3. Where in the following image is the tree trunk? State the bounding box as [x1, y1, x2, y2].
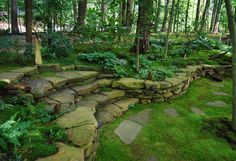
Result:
[121, 0, 127, 26]
[210, 0, 218, 32]
[173, 0, 180, 32]
[133, 0, 153, 53]
[199, 0, 210, 32]
[126, 0, 133, 31]
[213, 0, 223, 33]
[185, 0, 190, 33]
[164, 0, 175, 60]
[73, 0, 78, 23]
[11, 0, 19, 34]
[194, 0, 201, 31]
[25, 0, 32, 43]
[155, 0, 161, 31]
[224, 0, 236, 131]
[77, 0, 87, 26]
[161, 0, 169, 32]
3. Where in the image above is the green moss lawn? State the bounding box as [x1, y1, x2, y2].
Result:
[96, 78, 235, 161]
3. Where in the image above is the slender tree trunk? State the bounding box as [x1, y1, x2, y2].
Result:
[77, 0, 87, 26]
[133, 0, 153, 53]
[185, 0, 190, 33]
[25, 0, 32, 43]
[210, 0, 218, 32]
[199, 0, 210, 32]
[173, 0, 180, 32]
[224, 0, 236, 131]
[164, 0, 175, 60]
[213, 0, 223, 33]
[126, 0, 133, 31]
[121, 0, 127, 26]
[73, 0, 78, 23]
[194, 0, 201, 31]
[155, 0, 161, 31]
[11, 0, 19, 34]
[161, 0, 169, 32]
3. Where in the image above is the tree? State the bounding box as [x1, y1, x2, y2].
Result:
[25, 0, 32, 43]
[199, 0, 210, 32]
[161, 0, 169, 32]
[213, 0, 223, 33]
[194, 0, 201, 31]
[184, 0, 190, 33]
[154, 0, 162, 31]
[11, 0, 19, 34]
[133, 0, 153, 53]
[164, 0, 175, 60]
[224, 0, 236, 131]
[210, 0, 218, 32]
[126, 0, 133, 31]
[77, 0, 87, 26]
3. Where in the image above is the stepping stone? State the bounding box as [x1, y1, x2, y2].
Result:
[56, 107, 98, 129]
[164, 108, 179, 117]
[26, 79, 53, 97]
[206, 101, 227, 107]
[112, 78, 145, 89]
[38, 64, 61, 72]
[36, 142, 84, 161]
[100, 90, 126, 100]
[212, 91, 229, 96]
[10, 67, 38, 76]
[43, 77, 68, 88]
[48, 89, 76, 112]
[211, 83, 224, 88]
[114, 120, 143, 144]
[71, 84, 97, 95]
[190, 107, 206, 116]
[113, 98, 139, 112]
[56, 71, 98, 83]
[67, 124, 96, 148]
[129, 108, 153, 125]
[147, 156, 159, 161]
[0, 72, 24, 83]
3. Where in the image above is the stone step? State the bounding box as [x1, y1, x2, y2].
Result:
[36, 142, 84, 161]
[95, 98, 139, 126]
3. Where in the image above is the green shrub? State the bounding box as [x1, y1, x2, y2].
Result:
[40, 32, 72, 59]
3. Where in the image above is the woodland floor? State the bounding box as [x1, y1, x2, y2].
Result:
[96, 78, 236, 161]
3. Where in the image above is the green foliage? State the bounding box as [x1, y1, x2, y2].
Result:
[5, 93, 34, 106]
[40, 32, 72, 59]
[0, 100, 13, 111]
[0, 115, 31, 151]
[190, 36, 222, 50]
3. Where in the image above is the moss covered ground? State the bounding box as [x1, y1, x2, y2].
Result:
[96, 78, 235, 161]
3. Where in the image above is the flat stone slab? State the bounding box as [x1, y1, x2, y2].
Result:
[10, 67, 38, 76]
[211, 83, 224, 88]
[43, 77, 68, 88]
[77, 98, 98, 113]
[164, 108, 179, 117]
[93, 79, 113, 87]
[0, 72, 24, 83]
[147, 156, 159, 161]
[56, 108, 98, 129]
[206, 101, 227, 107]
[37, 143, 84, 161]
[190, 107, 206, 115]
[96, 110, 115, 125]
[26, 79, 53, 96]
[114, 120, 143, 144]
[101, 103, 123, 117]
[112, 78, 145, 89]
[113, 98, 139, 112]
[67, 124, 96, 147]
[100, 90, 126, 100]
[212, 91, 229, 96]
[71, 84, 97, 95]
[129, 108, 153, 125]
[56, 71, 98, 83]
[85, 94, 110, 104]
